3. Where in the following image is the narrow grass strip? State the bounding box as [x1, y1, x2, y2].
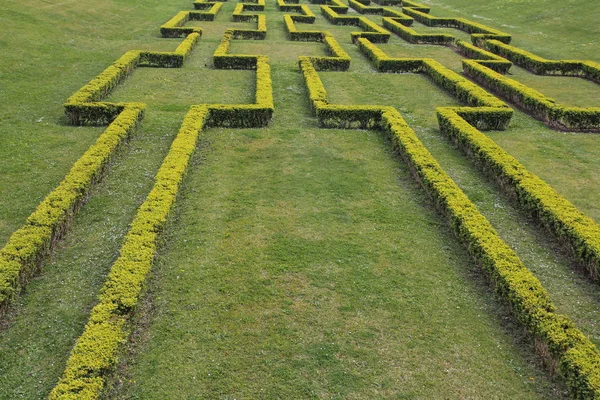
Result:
[0, 105, 145, 317]
[48, 105, 210, 400]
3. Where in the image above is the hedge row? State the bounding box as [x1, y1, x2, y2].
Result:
[400, 0, 429, 13]
[382, 7, 414, 26]
[160, 5, 222, 37]
[194, 0, 227, 8]
[382, 107, 600, 399]
[348, 0, 384, 15]
[50, 45, 276, 397]
[208, 55, 274, 127]
[484, 39, 600, 83]
[279, 4, 316, 23]
[309, 0, 348, 12]
[371, 0, 401, 5]
[321, 6, 390, 43]
[49, 105, 211, 400]
[463, 59, 600, 132]
[213, 29, 266, 69]
[283, 12, 350, 70]
[437, 107, 600, 281]
[229, 13, 267, 39]
[66, 34, 199, 125]
[0, 106, 145, 317]
[356, 38, 512, 129]
[299, 56, 600, 398]
[454, 40, 512, 74]
[284, 15, 324, 41]
[382, 17, 454, 45]
[401, 6, 511, 44]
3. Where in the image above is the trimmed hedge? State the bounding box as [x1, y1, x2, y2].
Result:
[49, 105, 211, 400]
[401, 0, 430, 13]
[284, 15, 324, 41]
[383, 17, 454, 45]
[484, 39, 600, 83]
[66, 34, 199, 125]
[463, 59, 600, 132]
[454, 40, 512, 74]
[321, 6, 390, 43]
[0, 106, 145, 317]
[382, 7, 414, 26]
[299, 56, 600, 398]
[348, 0, 384, 15]
[399, 7, 511, 44]
[160, 6, 223, 37]
[437, 107, 600, 281]
[382, 107, 600, 399]
[356, 38, 512, 129]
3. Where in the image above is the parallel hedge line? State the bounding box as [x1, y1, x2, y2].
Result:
[400, 6, 511, 44]
[321, 5, 390, 43]
[463, 59, 600, 132]
[0, 33, 202, 314]
[299, 57, 600, 398]
[49, 105, 211, 400]
[0, 106, 145, 317]
[484, 39, 600, 83]
[50, 22, 276, 396]
[437, 107, 600, 281]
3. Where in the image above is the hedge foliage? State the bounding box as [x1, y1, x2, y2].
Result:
[383, 17, 454, 45]
[463, 59, 600, 132]
[321, 6, 390, 43]
[356, 38, 512, 130]
[484, 39, 600, 83]
[299, 55, 600, 398]
[0, 106, 145, 317]
[66, 34, 199, 125]
[0, 29, 204, 313]
[382, 7, 414, 26]
[454, 40, 512, 74]
[400, 6, 511, 44]
[348, 0, 384, 15]
[49, 105, 211, 400]
[437, 107, 600, 281]
[160, 5, 223, 37]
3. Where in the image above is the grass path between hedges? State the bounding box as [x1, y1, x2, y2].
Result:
[0, 0, 598, 397]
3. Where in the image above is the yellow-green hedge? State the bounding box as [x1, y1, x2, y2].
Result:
[0, 106, 145, 316]
[437, 107, 600, 281]
[49, 105, 210, 400]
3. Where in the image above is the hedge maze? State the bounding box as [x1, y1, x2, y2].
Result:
[1, 0, 600, 398]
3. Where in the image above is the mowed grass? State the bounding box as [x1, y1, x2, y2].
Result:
[108, 120, 563, 400]
[0, 0, 598, 398]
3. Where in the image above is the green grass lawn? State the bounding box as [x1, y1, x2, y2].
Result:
[0, 0, 598, 397]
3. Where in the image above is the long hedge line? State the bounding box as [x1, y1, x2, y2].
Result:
[484, 39, 600, 83]
[321, 6, 390, 43]
[0, 106, 145, 318]
[0, 31, 203, 315]
[463, 59, 600, 132]
[50, 20, 276, 395]
[437, 107, 600, 282]
[49, 105, 211, 400]
[299, 57, 600, 398]
[400, 6, 511, 44]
